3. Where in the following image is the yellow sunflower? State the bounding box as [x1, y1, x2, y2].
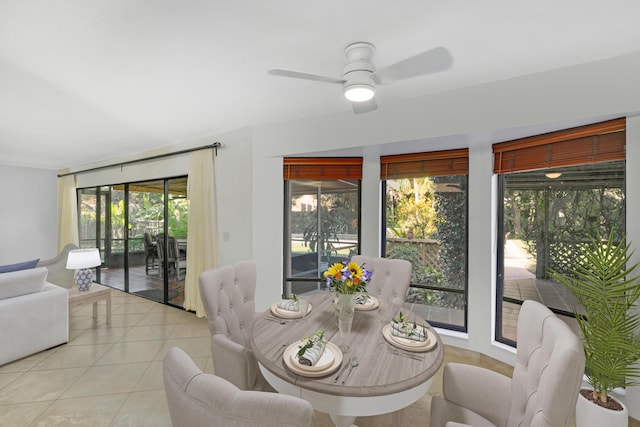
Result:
[324, 262, 344, 281]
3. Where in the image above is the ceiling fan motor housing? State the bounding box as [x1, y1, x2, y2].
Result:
[343, 42, 376, 101]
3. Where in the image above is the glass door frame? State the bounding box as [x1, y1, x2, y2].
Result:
[77, 175, 188, 307]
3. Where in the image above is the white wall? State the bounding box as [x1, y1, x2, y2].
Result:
[624, 115, 640, 418]
[0, 165, 57, 263]
[73, 128, 254, 266]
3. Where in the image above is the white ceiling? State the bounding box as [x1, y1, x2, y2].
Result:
[1, 1, 639, 170]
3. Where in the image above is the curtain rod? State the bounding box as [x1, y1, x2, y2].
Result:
[57, 142, 222, 178]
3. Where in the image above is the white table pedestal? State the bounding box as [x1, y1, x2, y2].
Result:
[259, 363, 431, 427]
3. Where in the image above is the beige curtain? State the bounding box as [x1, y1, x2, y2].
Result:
[184, 149, 218, 317]
[58, 175, 79, 251]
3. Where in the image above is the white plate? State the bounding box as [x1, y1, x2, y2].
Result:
[382, 323, 437, 352]
[355, 295, 379, 311]
[290, 342, 335, 372]
[283, 341, 343, 377]
[390, 325, 429, 347]
[270, 302, 313, 319]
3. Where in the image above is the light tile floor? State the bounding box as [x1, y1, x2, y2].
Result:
[0, 289, 637, 426]
[0, 290, 212, 426]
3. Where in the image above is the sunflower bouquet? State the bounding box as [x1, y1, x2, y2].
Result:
[323, 259, 372, 295]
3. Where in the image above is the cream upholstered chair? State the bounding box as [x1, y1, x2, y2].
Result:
[163, 347, 315, 427]
[350, 255, 412, 306]
[430, 300, 585, 427]
[199, 260, 271, 391]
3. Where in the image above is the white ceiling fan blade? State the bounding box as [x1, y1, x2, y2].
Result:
[352, 98, 378, 114]
[268, 69, 344, 84]
[371, 46, 453, 84]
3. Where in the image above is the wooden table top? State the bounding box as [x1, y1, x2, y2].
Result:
[250, 292, 443, 398]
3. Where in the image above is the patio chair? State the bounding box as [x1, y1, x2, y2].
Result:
[163, 347, 314, 427]
[143, 232, 159, 275]
[350, 255, 412, 307]
[198, 261, 272, 391]
[429, 300, 585, 427]
[157, 235, 186, 280]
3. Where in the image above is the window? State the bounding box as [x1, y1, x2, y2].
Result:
[381, 149, 469, 331]
[283, 158, 362, 297]
[494, 118, 626, 345]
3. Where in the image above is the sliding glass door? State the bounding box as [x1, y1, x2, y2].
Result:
[126, 180, 165, 302]
[77, 176, 188, 307]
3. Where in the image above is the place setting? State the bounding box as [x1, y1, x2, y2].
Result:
[283, 330, 344, 377]
[354, 293, 379, 311]
[382, 311, 437, 353]
[269, 294, 313, 319]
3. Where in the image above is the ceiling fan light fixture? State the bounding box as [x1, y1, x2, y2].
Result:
[344, 84, 375, 102]
[545, 172, 562, 179]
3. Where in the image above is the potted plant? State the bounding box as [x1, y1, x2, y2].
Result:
[549, 231, 640, 427]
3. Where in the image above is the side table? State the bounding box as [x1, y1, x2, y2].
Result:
[68, 283, 112, 329]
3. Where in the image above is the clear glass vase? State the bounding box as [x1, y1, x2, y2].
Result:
[334, 292, 356, 353]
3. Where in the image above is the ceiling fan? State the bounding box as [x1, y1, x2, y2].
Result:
[268, 42, 453, 114]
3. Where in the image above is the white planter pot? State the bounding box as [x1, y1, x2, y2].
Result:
[576, 390, 628, 427]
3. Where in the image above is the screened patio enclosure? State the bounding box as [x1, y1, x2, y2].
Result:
[284, 178, 361, 297]
[77, 176, 189, 307]
[498, 160, 625, 342]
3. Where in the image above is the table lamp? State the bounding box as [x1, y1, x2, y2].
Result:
[66, 248, 101, 291]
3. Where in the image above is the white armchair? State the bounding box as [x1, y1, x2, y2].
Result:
[163, 347, 315, 427]
[198, 260, 271, 391]
[350, 255, 412, 306]
[430, 300, 585, 427]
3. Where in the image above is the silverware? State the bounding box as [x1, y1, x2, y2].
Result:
[390, 348, 423, 361]
[341, 356, 359, 384]
[386, 344, 424, 360]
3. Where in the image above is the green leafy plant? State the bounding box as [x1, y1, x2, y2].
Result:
[549, 230, 640, 407]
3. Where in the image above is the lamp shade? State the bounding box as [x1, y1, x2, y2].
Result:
[66, 248, 101, 269]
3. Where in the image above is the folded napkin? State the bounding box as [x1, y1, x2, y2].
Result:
[297, 331, 326, 366]
[277, 298, 300, 312]
[390, 312, 428, 342]
[355, 293, 370, 305]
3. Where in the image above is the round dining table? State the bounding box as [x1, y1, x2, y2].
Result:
[250, 292, 444, 427]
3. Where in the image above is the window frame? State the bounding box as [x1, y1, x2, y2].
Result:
[283, 157, 363, 297]
[493, 118, 626, 346]
[381, 149, 469, 332]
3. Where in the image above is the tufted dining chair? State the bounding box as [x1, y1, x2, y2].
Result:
[350, 255, 412, 307]
[199, 260, 271, 391]
[430, 300, 585, 427]
[163, 346, 315, 427]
